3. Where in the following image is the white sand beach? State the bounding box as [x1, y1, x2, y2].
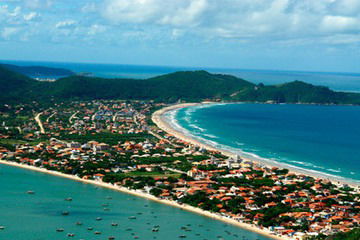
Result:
[152, 103, 360, 189]
[0, 159, 287, 240]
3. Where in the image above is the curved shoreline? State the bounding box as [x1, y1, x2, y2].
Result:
[152, 103, 360, 189]
[0, 160, 285, 240]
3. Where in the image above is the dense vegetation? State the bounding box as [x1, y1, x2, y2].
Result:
[1, 63, 74, 77]
[1, 65, 360, 104]
[307, 228, 360, 240]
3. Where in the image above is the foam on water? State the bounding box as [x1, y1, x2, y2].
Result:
[171, 103, 360, 184]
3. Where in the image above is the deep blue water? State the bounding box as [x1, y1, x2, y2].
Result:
[172, 103, 360, 182]
[0, 164, 269, 240]
[1, 59, 360, 92]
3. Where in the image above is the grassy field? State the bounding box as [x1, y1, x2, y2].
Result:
[0, 138, 48, 146]
[0, 139, 28, 145]
[125, 171, 181, 178]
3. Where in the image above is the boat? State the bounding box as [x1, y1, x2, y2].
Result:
[67, 233, 75, 237]
[108, 237, 116, 240]
[87, 227, 94, 231]
[75, 222, 82, 225]
[65, 197, 72, 201]
[96, 217, 102, 221]
[56, 228, 64, 232]
[152, 228, 159, 232]
[27, 190, 35, 194]
[61, 211, 69, 216]
[94, 231, 102, 235]
[0, 226, 5, 230]
[179, 235, 186, 238]
[111, 223, 118, 226]
[128, 216, 136, 219]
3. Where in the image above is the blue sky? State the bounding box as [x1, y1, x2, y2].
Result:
[0, 0, 360, 72]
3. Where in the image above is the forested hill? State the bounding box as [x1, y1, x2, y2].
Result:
[0, 66, 360, 105]
[0, 63, 74, 77]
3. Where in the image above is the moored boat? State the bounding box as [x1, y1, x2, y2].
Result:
[61, 211, 69, 216]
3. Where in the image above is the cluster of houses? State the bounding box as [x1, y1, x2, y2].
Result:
[0, 100, 359, 240]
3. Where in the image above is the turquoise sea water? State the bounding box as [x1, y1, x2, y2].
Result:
[0, 164, 269, 240]
[172, 103, 360, 182]
[1, 60, 360, 92]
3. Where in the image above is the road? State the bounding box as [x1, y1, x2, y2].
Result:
[46, 112, 57, 123]
[35, 113, 45, 134]
[69, 111, 79, 124]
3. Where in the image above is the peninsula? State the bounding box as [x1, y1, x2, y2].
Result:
[0, 99, 359, 240]
[1, 65, 360, 105]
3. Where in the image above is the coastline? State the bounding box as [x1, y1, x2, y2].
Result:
[152, 102, 360, 189]
[0, 160, 286, 240]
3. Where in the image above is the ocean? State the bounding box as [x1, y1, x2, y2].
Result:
[0, 164, 269, 240]
[1, 59, 360, 92]
[171, 103, 360, 183]
[1, 60, 360, 237]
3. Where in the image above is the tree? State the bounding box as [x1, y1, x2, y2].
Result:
[150, 188, 163, 197]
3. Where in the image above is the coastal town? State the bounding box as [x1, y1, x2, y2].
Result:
[0, 100, 359, 240]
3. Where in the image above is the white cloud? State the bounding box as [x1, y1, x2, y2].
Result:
[87, 24, 107, 35]
[81, 3, 98, 13]
[1, 0, 360, 46]
[55, 20, 77, 29]
[100, 0, 360, 43]
[9, 6, 21, 17]
[321, 15, 359, 32]
[1, 27, 20, 39]
[23, 0, 53, 9]
[102, 0, 208, 26]
[24, 12, 40, 21]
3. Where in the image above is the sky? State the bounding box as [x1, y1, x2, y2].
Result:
[0, 0, 360, 73]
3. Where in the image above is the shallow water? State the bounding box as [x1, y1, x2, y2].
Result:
[0, 164, 269, 240]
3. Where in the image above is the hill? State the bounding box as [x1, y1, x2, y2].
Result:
[0, 63, 74, 77]
[0, 66, 360, 105]
[0, 65, 35, 102]
[231, 80, 360, 105]
[35, 70, 255, 102]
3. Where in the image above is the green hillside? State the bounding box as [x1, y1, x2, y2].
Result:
[232, 80, 360, 104]
[35, 70, 254, 102]
[1, 66, 360, 105]
[0, 63, 74, 77]
[0, 65, 35, 102]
